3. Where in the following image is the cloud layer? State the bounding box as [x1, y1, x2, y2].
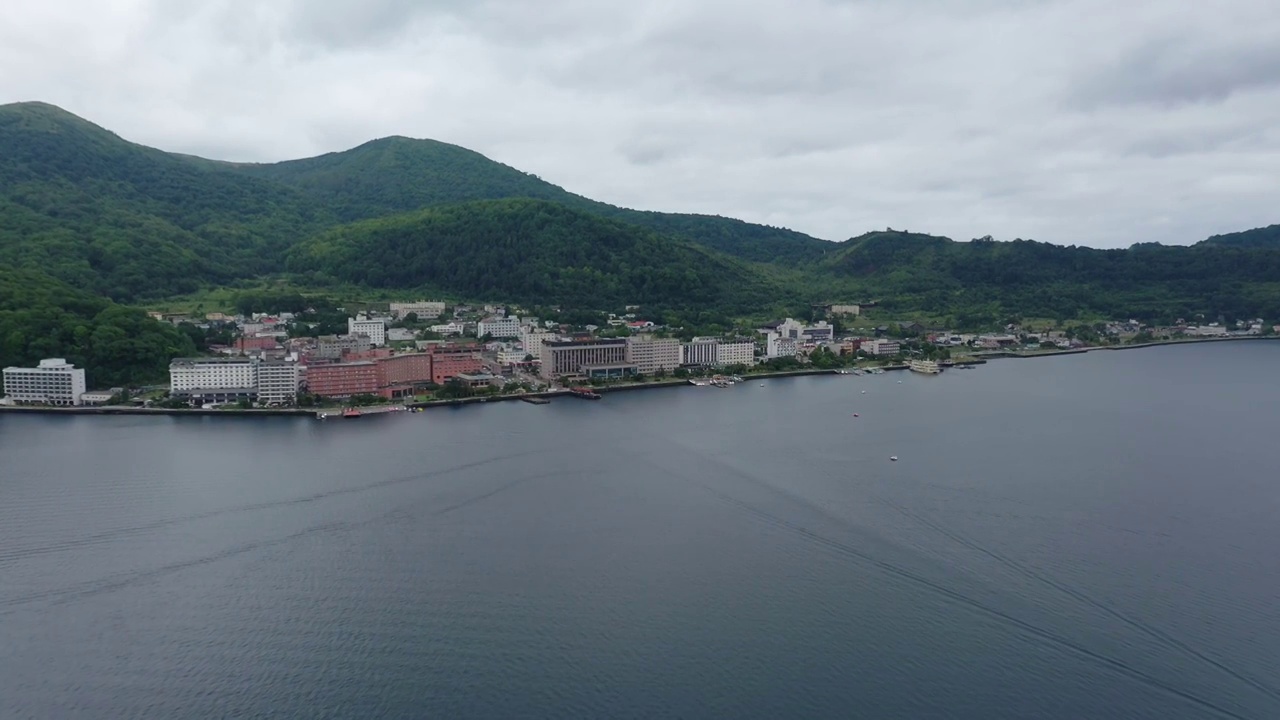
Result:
[3, 0, 1278, 247]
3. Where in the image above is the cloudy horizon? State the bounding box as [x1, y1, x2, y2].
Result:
[3, 0, 1278, 247]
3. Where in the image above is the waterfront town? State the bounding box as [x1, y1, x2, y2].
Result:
[2, 299, 1277, 409]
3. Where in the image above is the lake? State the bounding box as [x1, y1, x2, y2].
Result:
[2, 341, 1278, 719]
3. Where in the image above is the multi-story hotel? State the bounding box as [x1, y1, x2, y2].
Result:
[2, 358, 87, 406]
[314, 334, 373, 360]
[304, 361, 381, 399]
[539, 338, 632, 380]
[256, 361, 304, 405]
[348, 315, 387, 346]
[716, 340, 757, 367]
[169, 357, 260, 403]
[520, 329, 556, 358]
[861, 339, 901, 356]
[626, 337, 681, 375]
[681, 338, 719, 366]
[477, 316, 521, 339]
[429, 346, 483, 385]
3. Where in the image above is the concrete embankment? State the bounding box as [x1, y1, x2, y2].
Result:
[0, 405, 313, 417]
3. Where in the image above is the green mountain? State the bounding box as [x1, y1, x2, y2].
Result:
[1198, 224, 1280, 248]
[235, 135, 832, 264]
[287, 198, 785, 312]
[0, 267, 195, 385]
[0, 101, 332, 300]
[818, 231, 1280, 324]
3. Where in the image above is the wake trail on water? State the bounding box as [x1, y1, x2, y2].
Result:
[594, 411, 1258, 720]
[0, 448, 552, 566]
[873, 495, 1280, 704]
[0, 469, 565, 614]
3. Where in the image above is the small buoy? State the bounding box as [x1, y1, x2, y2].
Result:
[890, 456, 898, 462]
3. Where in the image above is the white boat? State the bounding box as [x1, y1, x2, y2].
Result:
[890, 456, 898, 462]
[909, 359, 941, 374]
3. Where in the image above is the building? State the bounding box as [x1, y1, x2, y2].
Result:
[348, 314, 387, 346]
[305, 361, 381, 399]
[429, 346, 483, 385]
[79, 389, 119, 406]
[386, 328, 419, 342]
[315, 334, 372, 360]
[520, 329, 556, 358]
[257, 361, 304, 405]
[2, 358, 87, 406]
[430, 322, 466, 336]
[377, 353, 434, 387]
[829, 304, 861, 317]
[389, 301, 445, 320]
[477, 316, 521, 339]
[497, 348, 531, 365]
[766, 334, 798, 358]
[539, 338, 631, 380]
[682, 338, 719, 366]
[776, 318, 805, 340]
[802, 321, 834, 342]
[716, 340, 756, 367]
[861, 339, 901, 356]
[626, 336, 681, 375]
[454, 373, 497, 389]
[169, 357, 259, 404]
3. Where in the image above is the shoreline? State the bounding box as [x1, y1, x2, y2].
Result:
[3, 336, 1273, 420]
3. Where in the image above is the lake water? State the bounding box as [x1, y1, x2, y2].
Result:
[2, 342, 1279, 719]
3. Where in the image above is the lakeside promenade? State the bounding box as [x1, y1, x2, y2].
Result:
[3, 336, 1273, 420]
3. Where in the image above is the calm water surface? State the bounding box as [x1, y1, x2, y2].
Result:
[2, 342, 1279, 719]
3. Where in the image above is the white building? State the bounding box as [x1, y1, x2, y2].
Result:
[477, 316, 521, 339]
[497, 348, 532, 365]
[626, 336, 681, 375]
[682, 338, 719, 366]
[389, 301, 445, 320]
[862, 339, 901, 356]
[776, 318, 805, 340]
[716, 340, 757, 367]
[430, 322, 466, 336]
[521, 329, 556, 359]
[386, 328, 419, 342]
[257, 361, 303, 405]
[766, 334, 798, 358]
[829, 304, 861, 317]
[348, 315, 387, 346]
[169, 357, 259, 403]
[2, 358, 87, 406]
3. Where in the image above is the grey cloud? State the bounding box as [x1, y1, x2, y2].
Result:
[1070, 34, 1280, 110]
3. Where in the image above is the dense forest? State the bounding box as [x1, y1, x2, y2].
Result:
[0, 268, 195, 386]
[287, 199, 786, 312]
[2, 101, 1279, 384]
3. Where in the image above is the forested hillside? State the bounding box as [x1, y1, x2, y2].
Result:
[0, 102, 332, 300]
[0, 267, 195, 385]
[1198, 224, 1280, 248]
[234, 135, 832, 263]
[820, 231, 1280, 323]
[287, 199, 786, 312]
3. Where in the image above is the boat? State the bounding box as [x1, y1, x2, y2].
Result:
[909, 359, 941, 374]
[342, 407, 362, 419]
[890, 456, 898, 462]
[569, 387, 602, 400]
[758, 382, 765, 387]
[869, 368, 885, 375]
[520, 396, 551, 405]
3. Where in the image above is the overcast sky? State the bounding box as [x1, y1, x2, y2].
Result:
[3, 0, 1278, 247]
